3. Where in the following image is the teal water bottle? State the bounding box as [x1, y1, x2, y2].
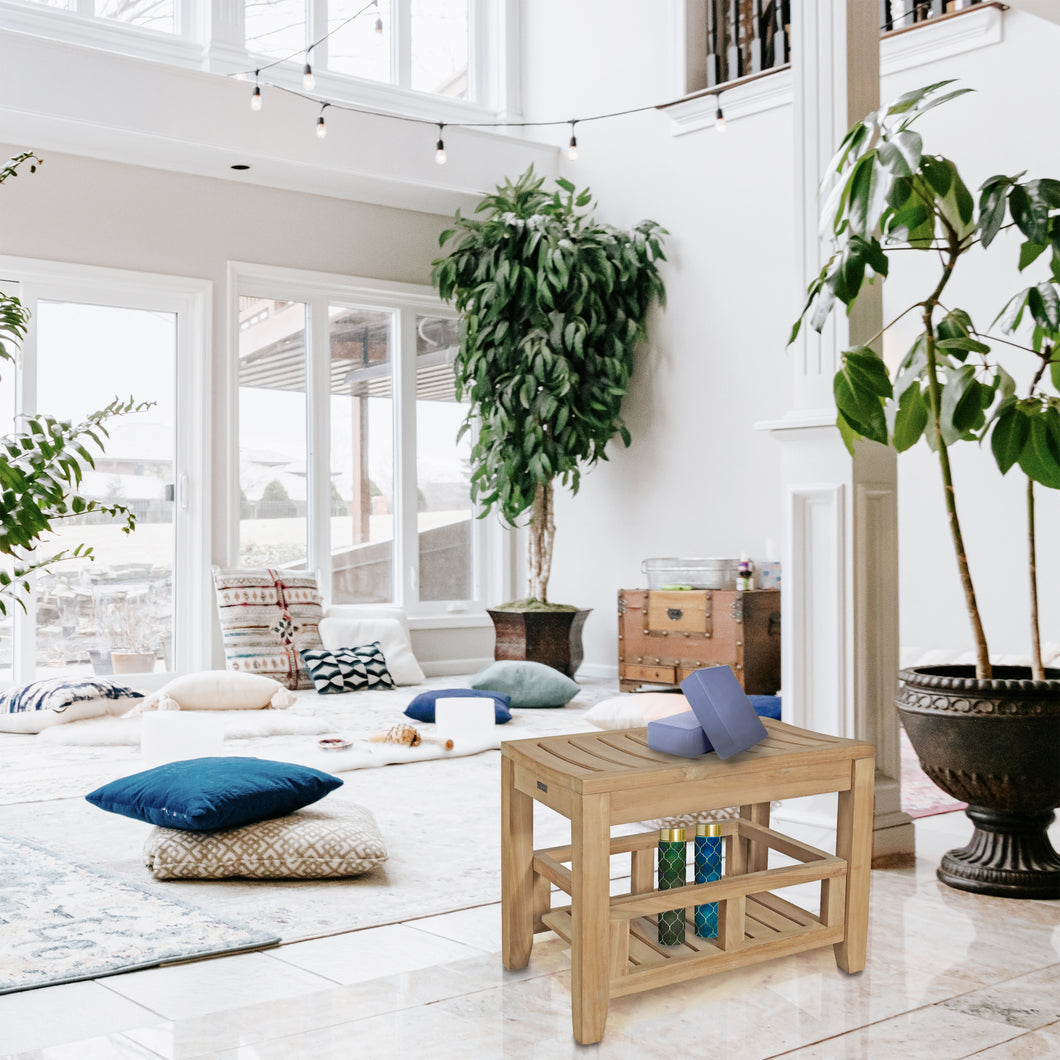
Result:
[657, 827, 687, 946]
[694, 822, 723, 938]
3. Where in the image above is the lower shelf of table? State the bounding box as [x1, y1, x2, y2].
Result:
[541, 891, 843, 998]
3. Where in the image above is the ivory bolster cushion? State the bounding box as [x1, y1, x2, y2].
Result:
[125, 671, 296, 715]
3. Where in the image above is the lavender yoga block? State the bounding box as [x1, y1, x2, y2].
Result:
[647, 711, 713, 758]
[681, 665, 769, 759]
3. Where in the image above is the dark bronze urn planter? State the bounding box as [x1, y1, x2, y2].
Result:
[487, 608, 591, 679]
[896, 665, 1060, 900]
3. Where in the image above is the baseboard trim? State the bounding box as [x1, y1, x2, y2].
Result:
[421, 657, 493, 677]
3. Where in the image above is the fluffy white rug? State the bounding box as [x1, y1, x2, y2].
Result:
[38, 711, 331, 746]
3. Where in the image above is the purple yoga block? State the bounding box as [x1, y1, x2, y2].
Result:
[647, 711, 713, 758]
[680, 665, 769, 759]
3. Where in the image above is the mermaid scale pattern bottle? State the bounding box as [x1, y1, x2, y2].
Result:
[695, 822, 723, 938]
[657, 827, 687, 946]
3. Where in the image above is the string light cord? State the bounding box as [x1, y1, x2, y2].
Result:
[235, 0, 380, 79]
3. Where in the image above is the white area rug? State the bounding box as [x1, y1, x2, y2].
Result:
[0, 834, 279, 994]
[0, 677, 619, 946]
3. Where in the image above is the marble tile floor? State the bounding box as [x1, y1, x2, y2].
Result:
[2, 813, 1057, 1060]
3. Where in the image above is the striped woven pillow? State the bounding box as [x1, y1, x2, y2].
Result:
[212, 567, 324, 691]
[0, 678, 144, 734]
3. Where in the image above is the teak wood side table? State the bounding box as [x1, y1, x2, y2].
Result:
[501, 720, 875, 1044]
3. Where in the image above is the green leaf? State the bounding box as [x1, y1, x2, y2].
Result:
[936, 336, 990, 355]
[893, 383, 928, 452]
[990, 403, 1028, 475]
[1018, 406, 1060, 488]
[1019, 241, 1047, 271]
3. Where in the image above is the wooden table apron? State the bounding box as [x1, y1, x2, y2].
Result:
[500, 720, 875, 1045]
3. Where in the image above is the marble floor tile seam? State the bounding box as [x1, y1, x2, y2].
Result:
[761, 962, 1060, 1059]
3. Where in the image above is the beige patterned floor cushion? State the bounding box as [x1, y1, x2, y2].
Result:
[142, 806, 388, 880]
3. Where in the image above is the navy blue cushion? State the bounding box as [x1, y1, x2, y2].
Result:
[404, 688, 512, 725]
[85, 757, 343, 831]
[748, 695, 782, 721]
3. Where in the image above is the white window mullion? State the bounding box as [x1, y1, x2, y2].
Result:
[309, 0, 328, 67]
[395, 0, 412, 89]
[12, 282, 39, 684]
[307, 299, 332, 604]
[392, 306, 418, 607]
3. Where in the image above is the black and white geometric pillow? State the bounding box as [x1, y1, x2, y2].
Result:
[300, 649, 370, 695]
[341, 642, 395, 690]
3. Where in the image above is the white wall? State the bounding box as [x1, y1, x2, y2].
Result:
[517, 3, 1060, 673]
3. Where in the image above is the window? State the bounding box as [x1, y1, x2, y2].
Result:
[231, 264, 498, 615]
[11, 0, 188, 36]
[245, 0, 474, 100]
[0, 260, 211, 685]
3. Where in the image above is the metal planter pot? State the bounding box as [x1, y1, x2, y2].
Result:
[487, 608, 591, 679]
[896, 664, 1060, 900]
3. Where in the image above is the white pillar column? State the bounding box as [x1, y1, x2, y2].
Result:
[765, 0, 915, 863]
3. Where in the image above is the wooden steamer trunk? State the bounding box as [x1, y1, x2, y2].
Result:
[617, 588, 780, 693]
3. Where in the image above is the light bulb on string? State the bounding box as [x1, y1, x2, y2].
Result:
[435, 124, 447, 165]
[250, 75, 262, 111]
[567, 121, 578, 161]
[316, 104, 328, 139]
[715, 96, 726, 132]
[375, 16, 383, 33]
[303, 62, 315, 91]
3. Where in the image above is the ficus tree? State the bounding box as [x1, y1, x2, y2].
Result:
[792, 81, 1060, 680]
[432, 167, 667, 605]
[0, 151, 150, 615]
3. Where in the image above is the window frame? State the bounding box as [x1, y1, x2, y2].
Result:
[227, 261, 504, 621]
[0, 256, 212, 686]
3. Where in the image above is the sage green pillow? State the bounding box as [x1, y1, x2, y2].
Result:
[468, 661, 580, 707]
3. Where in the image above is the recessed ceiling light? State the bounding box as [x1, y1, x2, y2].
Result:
[230, 164, 251, 171]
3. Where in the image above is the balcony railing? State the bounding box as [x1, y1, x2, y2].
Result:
[703, 0, 986, 90]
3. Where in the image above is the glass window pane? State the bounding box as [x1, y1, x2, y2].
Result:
[238, 298, 309, 573]
[410, 0, 468, 97]
[415, 316, 472, 602]
[327, 0, 392, 84]
[97, 0, 175, 33]
[34, 301, 177, 678]
[19, 0, 76, 9]
[245, 0, 307, 60]
[328, 305, 394, 604]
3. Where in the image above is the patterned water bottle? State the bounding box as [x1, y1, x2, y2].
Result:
[657, 827, 687, 946]
[695, 822, 723, 938]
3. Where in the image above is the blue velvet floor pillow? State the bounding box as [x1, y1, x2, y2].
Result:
[85, 757, 343, 831]
[404, 688, 512, 724]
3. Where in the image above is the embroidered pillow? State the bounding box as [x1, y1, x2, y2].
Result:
[300, 642, 394, 694]
[0, 678, 144, 735]
[212, 567, 324, 690]
[86, 756, 343, 831]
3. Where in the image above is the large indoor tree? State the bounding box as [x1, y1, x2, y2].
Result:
[431, 167, 667, 605]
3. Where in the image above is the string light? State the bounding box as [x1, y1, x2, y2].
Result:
[567, 121, 578, 161]
[373, 0, 382, 33]
[316, 103, 329, 139]
[715, 95, 726, 133]
[435, 123, 447, 165]
[250, 73, 262, 111]
[303, 61, 315, 91]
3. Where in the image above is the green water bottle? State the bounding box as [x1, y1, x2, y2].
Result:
[657, 827, 687, 946]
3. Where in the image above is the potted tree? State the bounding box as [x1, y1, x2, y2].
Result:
[432, 167, 666, 676]
[793, 82, 1059, 898]
[0, 152, 146, 621]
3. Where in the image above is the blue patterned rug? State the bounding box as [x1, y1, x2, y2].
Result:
[0, 834, 280, 994]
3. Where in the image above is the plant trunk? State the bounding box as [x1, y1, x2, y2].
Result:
[1028, 478, 1044, 680]
[923, 306, 991, 679]
[527, 481, 555, 604]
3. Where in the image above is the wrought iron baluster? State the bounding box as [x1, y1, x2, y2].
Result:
[706, 0, 721, 87]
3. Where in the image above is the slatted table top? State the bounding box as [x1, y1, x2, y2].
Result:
[501, 719, 875, 796]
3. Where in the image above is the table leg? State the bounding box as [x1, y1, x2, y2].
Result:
[834, 755, 874, 973]
[740, 802, 771, 873]
[501, 755, 534, 970]
[571, 793, 611, 1045]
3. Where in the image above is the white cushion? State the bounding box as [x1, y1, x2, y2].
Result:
[125, 671, 296, 715]
[318, 615, 425, 686]
[584, 692, 692, 730]
[142, 806, 388, 880]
